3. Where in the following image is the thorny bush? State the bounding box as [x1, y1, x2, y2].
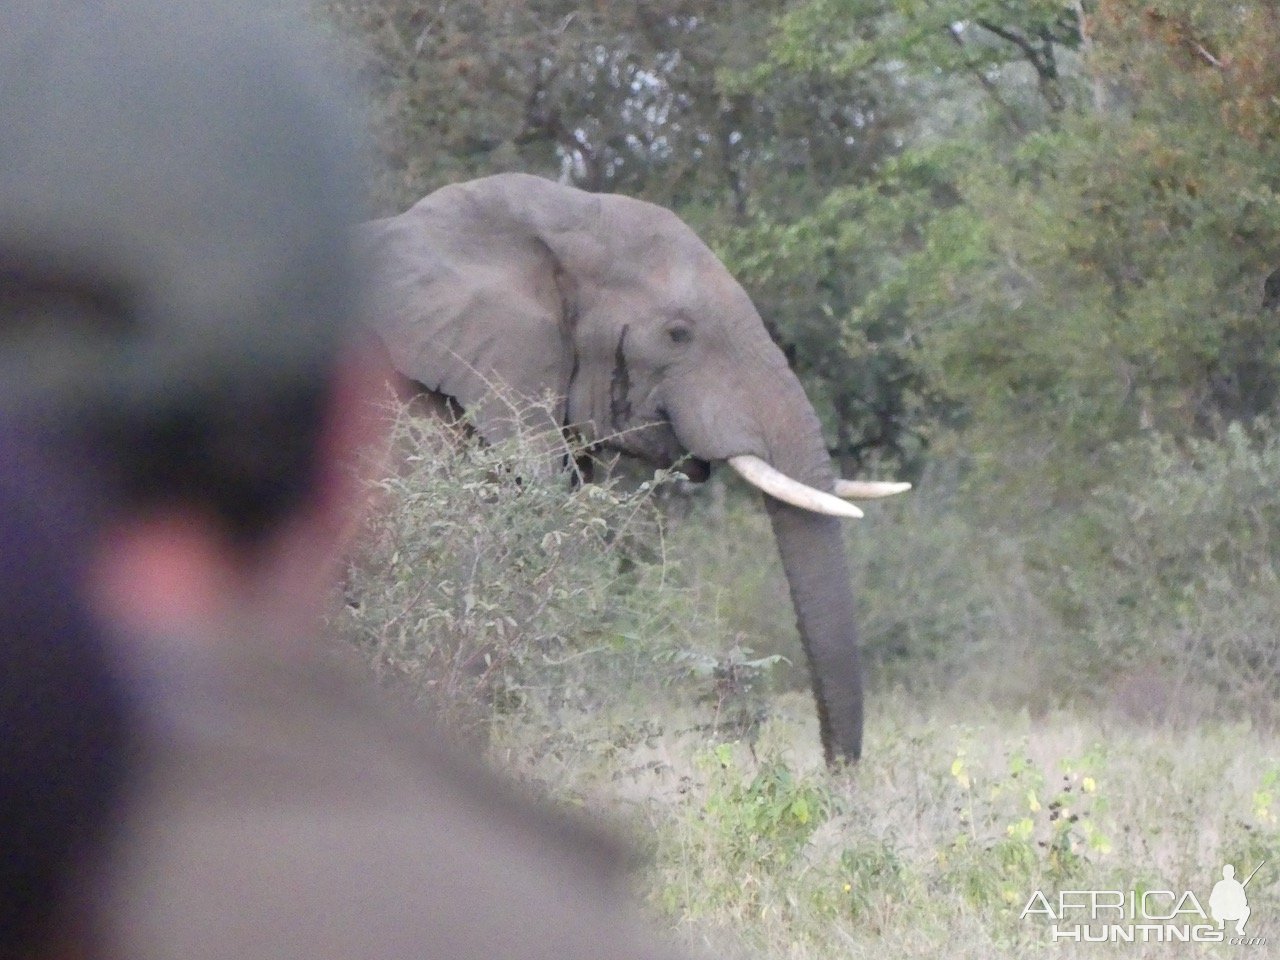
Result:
[335, 398, 679, 736]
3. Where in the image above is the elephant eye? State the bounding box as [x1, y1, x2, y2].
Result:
[667, 325, 692, 345]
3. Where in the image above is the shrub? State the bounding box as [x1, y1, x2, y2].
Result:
[1052, 424, 1280, 717]
[335, 399, 680, 735]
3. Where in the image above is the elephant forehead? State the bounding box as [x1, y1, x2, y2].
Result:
[602, 246, 732, 306]
[649, 254, 703, 300]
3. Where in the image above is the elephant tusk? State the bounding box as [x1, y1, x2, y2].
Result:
[833, 479, 912, 500]
[727, 456, 864, 519]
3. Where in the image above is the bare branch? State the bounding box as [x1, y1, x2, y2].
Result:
[945, 24, 1028, 135]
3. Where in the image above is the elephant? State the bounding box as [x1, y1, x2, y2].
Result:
[357, 173, 909, 764]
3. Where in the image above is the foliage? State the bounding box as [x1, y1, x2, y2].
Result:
[751, 0, 1280, 493]
[914, 113, 1280, 503]
[1044, 425, 1280, 716]
[698, 745, 835, 874]
[336, 399, 686, 733]
[314, 0, 891, 216]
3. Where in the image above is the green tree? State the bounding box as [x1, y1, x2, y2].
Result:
[746, 0, 1280, 494]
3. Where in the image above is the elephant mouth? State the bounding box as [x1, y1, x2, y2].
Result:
[677, 456, 711, 483]
[617, 420, 708, 482]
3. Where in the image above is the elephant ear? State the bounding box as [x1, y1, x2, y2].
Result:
[358, 174, 597, 448]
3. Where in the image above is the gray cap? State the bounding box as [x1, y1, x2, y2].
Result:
[0, 0, 366, 418]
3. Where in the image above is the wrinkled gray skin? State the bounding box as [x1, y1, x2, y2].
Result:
[360, 173, 863, 763]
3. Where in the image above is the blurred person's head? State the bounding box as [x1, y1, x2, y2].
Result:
[0, 0, 379, 648]
[0, 433, 135, 959]
[0, 1, 379, 947]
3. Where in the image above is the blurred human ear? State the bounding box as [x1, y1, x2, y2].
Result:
[87, 511, 243, 649]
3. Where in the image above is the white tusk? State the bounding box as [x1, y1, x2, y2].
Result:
[833, 479, 912, 500]
[727, 455, 864, 519]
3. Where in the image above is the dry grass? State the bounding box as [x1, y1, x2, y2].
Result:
[498, 691, 1280, 959]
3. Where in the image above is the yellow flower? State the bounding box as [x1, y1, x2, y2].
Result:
[1082, 776, 1097, 794]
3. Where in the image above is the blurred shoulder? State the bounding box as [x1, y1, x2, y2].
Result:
[88, 639, 691, 960]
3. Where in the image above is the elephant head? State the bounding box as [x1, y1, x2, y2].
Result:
[358, 173, 908, 764]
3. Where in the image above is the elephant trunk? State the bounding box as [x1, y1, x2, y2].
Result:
[764, 500, 863, 764]
[751, 368, 863, 764]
